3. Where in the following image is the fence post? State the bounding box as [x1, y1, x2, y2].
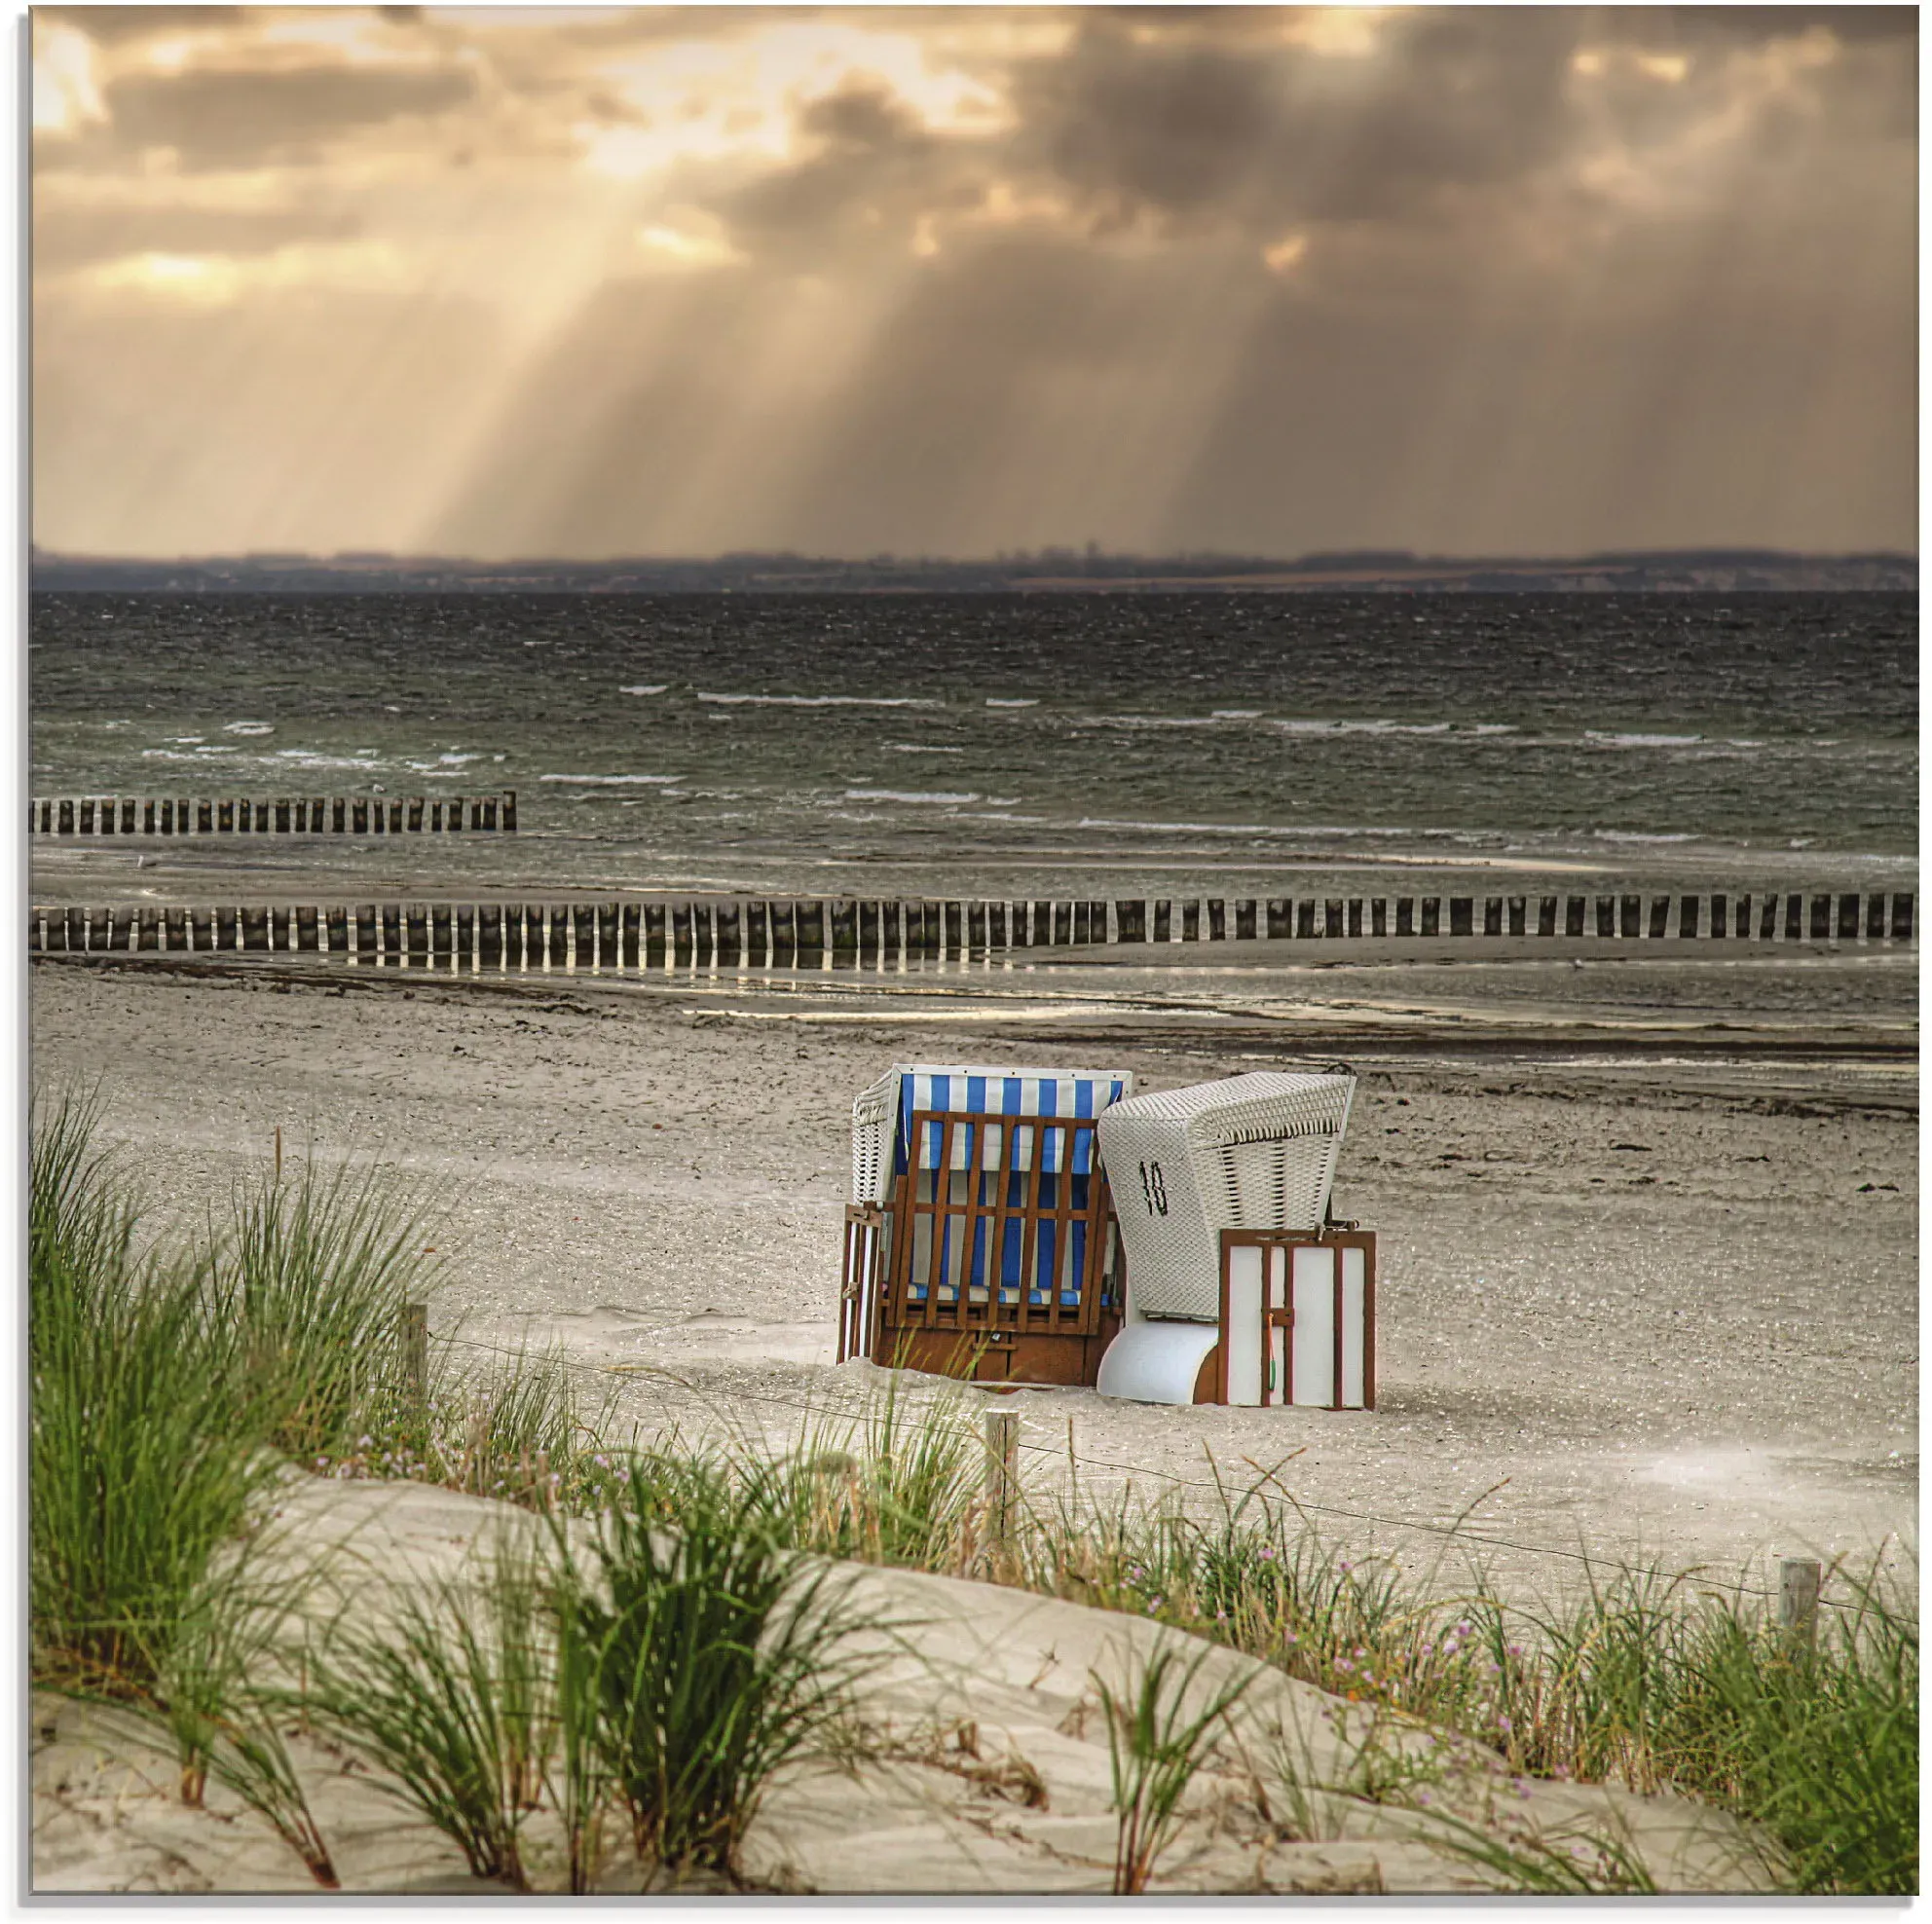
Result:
[1779, 1558, 1821, 1653]
[985, 1410, 1019, 1562]
[400, 1303, 429, 1412]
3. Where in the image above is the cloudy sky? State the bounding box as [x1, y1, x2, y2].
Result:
[31, 4, 1917, 561]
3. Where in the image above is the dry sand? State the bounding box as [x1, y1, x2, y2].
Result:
[28, 944, 1916, 1605]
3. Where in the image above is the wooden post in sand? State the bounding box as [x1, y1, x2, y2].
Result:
[985, 1410, 1019, 1557]
[400, 1304, 429, 1412]
[1779, 1558, 1821, 1653]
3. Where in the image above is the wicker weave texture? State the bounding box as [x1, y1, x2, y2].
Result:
[1097, 1073, 1355, 1320]
[850, 1068, 901, 1204]
[848, 1062, 1135, 1204]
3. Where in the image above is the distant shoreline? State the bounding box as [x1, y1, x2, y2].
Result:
[27, 551, 1917, 596]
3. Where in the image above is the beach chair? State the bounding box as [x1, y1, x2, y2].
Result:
[1095, 1072, 1376, 1408]
[838, 1063, 1135, 1385]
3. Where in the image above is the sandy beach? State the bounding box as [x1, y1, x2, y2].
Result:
[29, 935, 1916, 1609]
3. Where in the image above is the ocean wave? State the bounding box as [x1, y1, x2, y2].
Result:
[1590, 830, 1699, 844]
[538, 773, 684, 785]
[843, 788, 981, 804]
[1088, 715, 1225, 729]
[619, 684, 669, 695]
[1583, 731, 1704, 747]
[985, 698, 1039, 708]
[223, 721, 275, 737]
[1073, 815, 1464, 840]
[1211, 709, 1264, 720]
[886, 743, 966, 755]
[268, 751, 399, 772]
[697, 691, 941, 708]
[1273, 719, 1454, 736]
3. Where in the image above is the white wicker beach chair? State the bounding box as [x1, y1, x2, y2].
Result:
[1095, 1071, 1368, 1406]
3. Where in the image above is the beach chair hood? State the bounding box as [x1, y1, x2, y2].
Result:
[1097, 1071, 1356, 1321]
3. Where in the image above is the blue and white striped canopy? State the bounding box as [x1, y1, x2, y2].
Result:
[894, 1066, 1134, 1177]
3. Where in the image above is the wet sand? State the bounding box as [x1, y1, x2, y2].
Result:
[28, 941, 1916, 1607]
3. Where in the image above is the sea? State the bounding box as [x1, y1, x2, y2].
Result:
[28, 590, 1917, 901]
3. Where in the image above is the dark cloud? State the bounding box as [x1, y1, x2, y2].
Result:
[38, 6, 250, 46]
[95, 58, 478, 168]
[1003, 10, 1590, 236]
[714, 80, 976, 263]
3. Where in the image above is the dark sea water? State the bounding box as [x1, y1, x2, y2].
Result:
[28, 591, 1917, 897]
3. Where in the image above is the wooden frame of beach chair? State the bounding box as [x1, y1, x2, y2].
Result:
[840, 1108, 1125, 1386]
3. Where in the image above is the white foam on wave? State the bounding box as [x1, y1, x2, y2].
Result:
[843, 788, 981, 804]
[539, 773, 684, 785]
[1089, 715, 1223, 729]
[619, 684, 669, 695]
[1274, 718, 1454, 736]
[270, 750, 399, 772]
[223, 721, 275, 737]
[1210, 709, 1264, 720]
[1583, 731, 1704, 747]
[1591, 830, 1698, 844]
[1074, 815, 1456, 840]
[886, 743, 965, 755]
[697, 691, 941, 708]
[985, 698, 1038, 708]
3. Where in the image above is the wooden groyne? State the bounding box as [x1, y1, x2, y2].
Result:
[29, 887, 1915, 966]
[29, 792, 516, 835]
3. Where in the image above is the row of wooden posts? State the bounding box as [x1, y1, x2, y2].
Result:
[28, 887, 1916, 963]
[385, 1300, 1819, 1630]
[30, 792, 517, 835]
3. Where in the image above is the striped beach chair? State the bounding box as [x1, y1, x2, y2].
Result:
[838, 1064, 1134, 1384]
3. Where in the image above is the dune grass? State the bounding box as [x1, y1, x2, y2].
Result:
[305, 1555, 555, 1890]
[1096, 1637, 1253, 1894]
[29, 1091, 276, 1697]
[565, 1452, 880, 1881]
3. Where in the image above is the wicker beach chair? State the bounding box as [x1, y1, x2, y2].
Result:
[1094, 1072, 1375, 1408]
[838, 1064, 1135, 1385]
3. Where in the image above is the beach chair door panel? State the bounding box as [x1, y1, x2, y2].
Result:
[1218, 1230, 1377, 1410]
[837, 1204, 886, 1363]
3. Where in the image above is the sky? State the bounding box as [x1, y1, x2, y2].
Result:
[29, 4, 1918, 562]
